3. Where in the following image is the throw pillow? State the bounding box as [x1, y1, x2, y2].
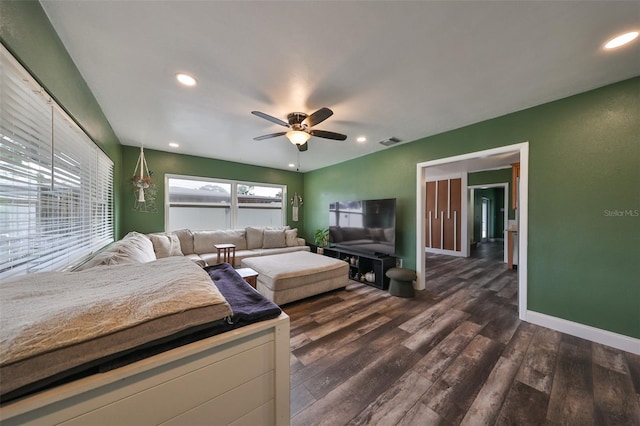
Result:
[149, 233, 184, 258]
[75, 246, 129, 270]
[285, 228, 298, 247]
[246, 227, 264, 249]
[262, 229, 286, 249]
[173, 228, 194, 255]
[117, 232, 157, 263]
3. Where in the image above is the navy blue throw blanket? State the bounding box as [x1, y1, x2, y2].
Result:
[205, 262, 281, 325]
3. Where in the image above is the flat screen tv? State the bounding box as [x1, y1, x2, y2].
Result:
[329, 198, 396, 256]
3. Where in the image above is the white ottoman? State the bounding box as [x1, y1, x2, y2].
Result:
[241, 251, 349, 305]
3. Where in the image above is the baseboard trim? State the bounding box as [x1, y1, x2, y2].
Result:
[525, 311, 640, 355]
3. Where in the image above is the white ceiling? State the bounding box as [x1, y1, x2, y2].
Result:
[40, 1, 639, 172]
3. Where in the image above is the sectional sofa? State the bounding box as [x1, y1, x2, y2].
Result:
[76, 227, 349, 306]
[77, 226, 309, 270]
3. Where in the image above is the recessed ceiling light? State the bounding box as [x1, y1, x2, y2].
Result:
[288, 163, 295, 168]
[169, 142, 180, 148]
[604, 31, 639, 49]
[176, 73, 197, 87]
[356, 136, 367, 143]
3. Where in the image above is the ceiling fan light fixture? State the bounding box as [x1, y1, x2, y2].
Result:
[286, 130, 311, 145]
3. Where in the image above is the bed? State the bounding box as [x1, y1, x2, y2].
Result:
[0, 257, 290, 425]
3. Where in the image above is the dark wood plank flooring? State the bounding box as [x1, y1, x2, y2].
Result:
[285, 242, 640, 425]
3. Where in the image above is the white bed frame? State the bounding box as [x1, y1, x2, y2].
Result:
[0, 313, 290, 426]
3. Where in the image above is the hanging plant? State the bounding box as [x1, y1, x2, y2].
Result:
[131, 175, 153, 189]
[132, 147, 157, 213]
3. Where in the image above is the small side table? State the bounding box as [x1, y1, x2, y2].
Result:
[386, 267, 416, 298]
[215, 243, 236, 266]
[236, 267, 258, 288]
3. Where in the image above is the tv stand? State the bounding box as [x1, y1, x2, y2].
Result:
[322, 247, 396, 290]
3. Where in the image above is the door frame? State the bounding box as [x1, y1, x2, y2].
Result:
[468, 183, 509, 263]
[416, 142, 529, 320]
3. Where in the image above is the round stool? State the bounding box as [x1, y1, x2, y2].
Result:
[386, 267, 416, 298]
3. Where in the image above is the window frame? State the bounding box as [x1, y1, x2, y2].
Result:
[165, 174, 286, 231]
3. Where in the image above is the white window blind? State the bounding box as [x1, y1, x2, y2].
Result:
[0, 45, 114, 279]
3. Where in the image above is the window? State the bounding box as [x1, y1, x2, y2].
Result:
[166, 175, 285, 231]
[0, 45, 114, 279]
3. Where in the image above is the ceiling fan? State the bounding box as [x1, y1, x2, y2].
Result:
[251, 107, 347, 152]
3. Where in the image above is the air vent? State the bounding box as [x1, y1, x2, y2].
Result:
[379, 137, 401, 147]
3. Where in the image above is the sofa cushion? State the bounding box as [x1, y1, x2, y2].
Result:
[246, 227, 264, 250]
[199, 249, 254, 267]
[252, 246, 310, 256]
[285, 228, 299, 247]
[193, 229, 247, 253]
[76, 249, 132, 270]
[76, 231, 155, 271]
[148, 233, 184, 258]
[263, 229, 286, 249]
[115, 232, 157, 263]
[173, 228, 195, 255]
[183, 253, 206, 268]
[241, 251, 348, 292]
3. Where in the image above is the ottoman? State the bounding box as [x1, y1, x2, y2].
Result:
[386, 267, 416, 298]
[241, 251, 349, 305]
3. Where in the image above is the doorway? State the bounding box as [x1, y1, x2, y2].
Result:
[416, 142, 529, 320]
[481, 197, 489, 240]
[469, 183, 509, 263]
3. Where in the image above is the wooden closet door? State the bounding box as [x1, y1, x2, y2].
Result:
[438, 180, 450, 250]
[426, 181, 437, 248]
[426, 177, 462, 252]
[449, 178, 462, 251]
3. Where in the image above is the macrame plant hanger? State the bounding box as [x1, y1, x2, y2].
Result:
[288, 151, 303, 221]
[132, 147, 157, 212]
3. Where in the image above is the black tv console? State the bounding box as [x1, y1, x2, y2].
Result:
[321, 247, 396, 290]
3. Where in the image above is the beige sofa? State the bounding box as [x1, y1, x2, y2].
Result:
[77, 227, 309, 270]
[173, 227, 309, 267]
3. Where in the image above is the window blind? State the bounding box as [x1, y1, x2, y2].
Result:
[0, 44, 114, 279]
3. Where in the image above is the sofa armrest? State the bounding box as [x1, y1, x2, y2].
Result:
[296, 237, 306, 246]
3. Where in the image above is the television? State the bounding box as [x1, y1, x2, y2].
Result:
[329, 198, 396, 256]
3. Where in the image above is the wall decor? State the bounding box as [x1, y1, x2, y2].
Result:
[131, 147, 157, 213]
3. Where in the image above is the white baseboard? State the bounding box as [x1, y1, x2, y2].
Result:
[525, 311, 640, 355]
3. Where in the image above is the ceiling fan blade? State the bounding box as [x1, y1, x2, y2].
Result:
[309, 129, 347, 141]
[304, 107, 333, 127]
[297, 142, 309, 152]
[253, 131, 287, 141]
[251, 111, 289, 127]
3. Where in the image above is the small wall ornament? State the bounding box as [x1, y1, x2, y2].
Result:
[132, 147, 157, 213]
[290, 192, 303, 222]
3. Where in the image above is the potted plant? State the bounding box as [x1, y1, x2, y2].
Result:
[314, 228, 329, 254]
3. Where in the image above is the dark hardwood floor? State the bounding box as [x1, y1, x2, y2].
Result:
[285, 242, 640, 425]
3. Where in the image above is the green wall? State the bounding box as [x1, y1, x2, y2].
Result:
[0, 0, 123, 236]
[120, 146, 305, 235]
[305, 77, 640, 338]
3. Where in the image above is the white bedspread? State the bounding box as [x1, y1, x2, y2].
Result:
[0, 257, 231, 366]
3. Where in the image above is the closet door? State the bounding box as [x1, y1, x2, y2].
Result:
[426, 177, 462, 252]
